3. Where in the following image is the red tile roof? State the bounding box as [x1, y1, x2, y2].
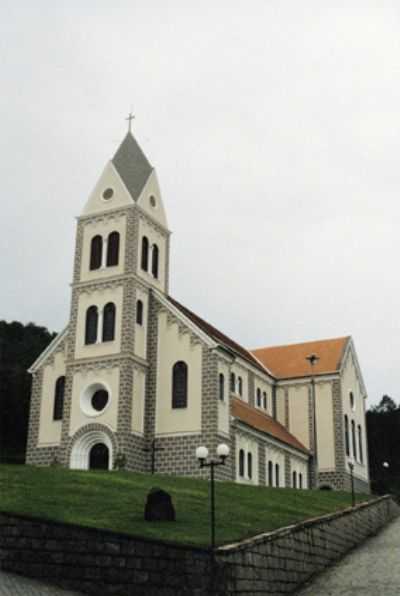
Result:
[167, 296, 270, 376]
[252, 337, 349, 380]
[232, 398, 309, 454]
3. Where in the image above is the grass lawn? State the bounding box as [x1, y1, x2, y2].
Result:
[0, 464, 370, 547]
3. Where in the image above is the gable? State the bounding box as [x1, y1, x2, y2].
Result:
[81, 161, 136, 216]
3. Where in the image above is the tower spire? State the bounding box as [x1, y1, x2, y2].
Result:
[126, 111, 135, 133]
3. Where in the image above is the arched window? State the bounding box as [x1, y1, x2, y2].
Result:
[275, 463, 280, 487]
[247, 452, 253, 479]
[219, 373, 225, 402]
[141, 236, 149, 271]
[172, 361, 188, 408]
[230, 372, 236, 393]
[299, 473, 303, 489]
[106, 231, 120, 267]
[268, 460, 273, 486]
[256, 388, 261, 407]
[90, 236, 102, 270]
[85, 306, 98, 345]
[238, 376, 243, 396]
[53, 376, 65, 421]
[351, 419, 357, 460]
[152, 244, 159, 278]
[136, 300, 143, 325]
[358, 425, 363, 463]
[349, 391, 355, 411]
[344, 415, 350, 456]
[263, 391, 267, 409]
[102, 303, 116, 342]
[292, 470, 297, 488]
[239, 449, 245, 477]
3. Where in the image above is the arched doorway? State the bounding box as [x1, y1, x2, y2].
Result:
[89, 443, 109, 470]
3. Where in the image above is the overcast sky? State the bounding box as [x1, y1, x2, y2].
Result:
[1, 1, 400, 407]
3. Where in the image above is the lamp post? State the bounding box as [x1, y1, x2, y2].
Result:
[196, 443, 230, 552]
[382, 461, 390, 493]
[348, 461, 355, 507]
[306, 353, 319, 488]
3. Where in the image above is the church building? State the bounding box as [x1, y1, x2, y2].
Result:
[26, 130, 370, 493]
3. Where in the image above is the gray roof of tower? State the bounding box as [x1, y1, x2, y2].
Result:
[112, 132, 153, 201]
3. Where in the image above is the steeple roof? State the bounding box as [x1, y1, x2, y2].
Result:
[112, 132, 153, 201]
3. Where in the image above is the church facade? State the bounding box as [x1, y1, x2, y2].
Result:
[26, 131, 370, 493]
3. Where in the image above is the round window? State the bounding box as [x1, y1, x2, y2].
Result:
[92, 390, 109, 412]
[149, 195, 156, 207]
[81, 383, 111, 417]
[102, 188, 114, 200]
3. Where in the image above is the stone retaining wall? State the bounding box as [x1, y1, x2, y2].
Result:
[0, 496, 398, 596]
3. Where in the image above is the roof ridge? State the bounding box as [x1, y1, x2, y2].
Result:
[252, 335, 351, 352]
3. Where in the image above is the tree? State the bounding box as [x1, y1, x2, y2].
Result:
[370, 394, 398, 413]
[0, 321, 56, 462]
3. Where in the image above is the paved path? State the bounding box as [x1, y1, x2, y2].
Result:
[296, 515, 400, 595]
[0, 570, 83, 595]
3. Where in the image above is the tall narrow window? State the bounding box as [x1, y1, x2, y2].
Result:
[136, 300, 143, 325]
[247, 452, 253, 479]
[53, 376, 65, 421]
[293, 470, 297, 488]
[358, 425, 363, 464]
[344, 415, 350, 456]
[106, 231, 120, 266]
[85, 306, 98, 345]
[275, 463, 280, 487]
[172, 361, 188, 408]
[238, 376, 243, 396]
[263, 392, 267, 410]
[239, 449, 245, 477]
[152, 244, 159, 278]
[230, 372, 236, 393]
[299, 473, 303, 489]
[268, 461, 273, 486]
[102, 303, 116, 342]
[219, 373, 225, 402]
[351, 419, 357, 460]
[141, 236, 149, 271]
[256, 388, 261, 407]
[90, 236, 102, 270]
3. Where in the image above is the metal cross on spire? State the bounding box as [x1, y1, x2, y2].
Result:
[126, 111, 135, 132]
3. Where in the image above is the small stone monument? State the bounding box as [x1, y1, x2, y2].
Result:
[144, 487, 176, 522]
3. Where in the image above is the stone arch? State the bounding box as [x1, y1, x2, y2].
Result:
[68, 424, 118, 471]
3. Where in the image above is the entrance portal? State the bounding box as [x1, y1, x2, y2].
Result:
[89, 443, 109, 470]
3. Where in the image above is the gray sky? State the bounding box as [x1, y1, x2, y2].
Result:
[1, 1, 400, 407]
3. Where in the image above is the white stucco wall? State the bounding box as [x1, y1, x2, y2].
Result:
[236, 433, 259, 485]
[134, 288, 148, 360]
[74, 286, 123, 359]
[315, 381, 335, 471]
[136, 170, 168, 229]
[341, 350, 369, 482]
[253, 374, 274, 416]
[81, 162, 134, 216]
[290, 455, 309, 489]
[155, 311, 202, 435]
[288, 384, 310, 449]
[132, 368, 145, 435]
[38, 351, 65, 446]
[265, 445, 286, 487]
[230, 363, 249, 402]
[217, 360, 230, 436]
[275, 387, 286, 425]
[69, 367, 120, 436]
[80, 215, 127, 283]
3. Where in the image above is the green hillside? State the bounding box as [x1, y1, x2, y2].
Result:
[0, 465, 368, 547]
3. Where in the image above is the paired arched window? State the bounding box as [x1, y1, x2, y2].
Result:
[219, 373, 225, 402]
[268, 461, 273, 486]
[106, 232, 120, 267]
[85, 306, 98, 344]
[90, 236, 102, 270]
[141, 236, 149, 271]
[351, 419, 357, 460]
[344, 415, 350, 456]
[53, 376, 65, 421]
[358, 425, 363, 463]
[230, 372, 236, 393]
[152, 244, 159, 278]
[292, 470, 297, 488]
[239, 449, 245, 477]
[238, 376, 243, 396]
[275, 463, 280, 487]
[247, 453, 253, 479]
[172, 361, 188, 409]
[136, 300, 143, 325]
[256, 388, 261, 407]
[102, 303, 116, 342]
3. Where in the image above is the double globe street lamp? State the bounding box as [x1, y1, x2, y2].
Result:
[196, 443, 230, 552]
